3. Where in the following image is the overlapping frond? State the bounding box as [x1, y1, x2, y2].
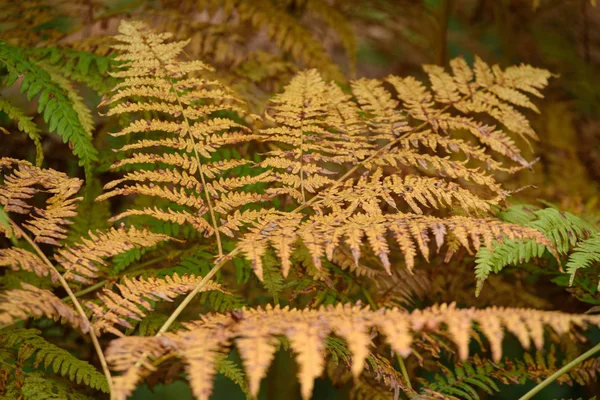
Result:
[55, 226, 172, 284]
[98, 20, 266, 239]
[259, 69, 371, 203]
[0, 99, 43, 166]
[0, 158, 83, 246]
[0, 283, 88, 331]
[105, 303, 600, 400]
[86, 273, 228, 336]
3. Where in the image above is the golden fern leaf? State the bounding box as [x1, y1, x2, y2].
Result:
[315, 167, 498, 216]
[98, 20, 266, 240]
[240, 208, 552, 279]
[0, 283, 88, 332]
[87, 273, 228, 336]
[106, 303, 600, 400]
[55, 226, 173, 284]
[350, 78, 407, 142]
[259, 69, 372, 203]
[0, 158, 83, 246]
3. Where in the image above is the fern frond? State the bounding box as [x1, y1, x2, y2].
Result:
[350, 78, 407, 142]
[566, 234, 600, 286]
[0, 158, 83, 246]
[0, 283, 88, 331]
[0, 328, 108, 392]
[0, 42, 98, 180]
[0, 247, 57, 282]
[106, 303, 600, 400]
[475, 205, 596, 294]
[55, 226, 173, 284]
[99, 20, 264, 243]
[241, 211, 551, 279]
[0, 99, 43, 166]
[87, 273, 228, 336]
[259, 69, 371, 203]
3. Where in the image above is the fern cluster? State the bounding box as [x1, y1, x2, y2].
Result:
[0, 7, 599, 400]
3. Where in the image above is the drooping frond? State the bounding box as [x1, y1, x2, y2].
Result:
[86, 273, 228, 336]
[259, 69, 371, 203]
[55, 226, 173, 284]
[475, 205, 596, 294]
[0, 42, 98, 180]
[240, 210, 552, 280]
[106, 303, 600, 400]
[98, 20, 265, 240]
[0, 328, 109, 392]
[0, 158, 83, 246]
[0, 283, 88, 332]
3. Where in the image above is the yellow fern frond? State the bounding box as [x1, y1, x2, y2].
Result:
[87, 273, 227, 336]
[350, 78, 407, 142]
[0, 283, 88, 332]
[0, 158, 82, 246]
[55, 226, 173, 284]
[106, 303, 600, 400]
[100, 21, 266, 245]
[239, 211, 551, 278]
[259, 69, 371, 203]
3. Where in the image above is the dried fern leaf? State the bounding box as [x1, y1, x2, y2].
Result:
[0, 158, 83, 246]
[259, 69, 371, 203]
[240, 210, 551, 279]
[106, 303, 600, 400]
[87, 273, 228, 336]
[0, 283, 88, 332]
[55, 226, 173, 284]
[99, 20, 265, 239]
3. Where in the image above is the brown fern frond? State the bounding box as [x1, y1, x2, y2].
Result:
[99, 20, 266, 241]
[87, 273, 228, 336]
[55, 226, 173, 284]
[0, 158, 83, 246]
[239, 211, 551, 279]
[0, 247, 58, 282]
[0, 283, 88, 332]
[106, 303, 600, 400]
[259, 69, 372, 203]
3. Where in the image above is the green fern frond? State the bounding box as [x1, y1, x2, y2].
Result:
[566, 234, 600, 287]
[0, 42, 98, 181]
[475, 205, 596, 295]
[0, 99, 43, 166]
[0, 328, 108, 392]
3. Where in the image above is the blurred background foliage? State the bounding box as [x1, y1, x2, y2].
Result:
[0, 0, 599, 399]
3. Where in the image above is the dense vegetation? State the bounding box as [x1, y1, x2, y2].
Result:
[0, 1, 599, 399]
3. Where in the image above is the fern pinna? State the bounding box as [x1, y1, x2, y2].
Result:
[1, 17, 599, 400]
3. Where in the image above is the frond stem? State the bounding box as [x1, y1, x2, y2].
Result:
[6, 218, 114, 397]
[396, 354, 412, 390]
[519, 341, 600, 400]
